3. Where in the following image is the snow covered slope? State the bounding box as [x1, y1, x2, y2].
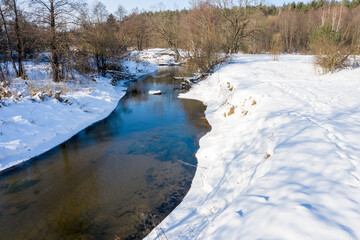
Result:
[147, 54, 360, 239]
[0, 60, 158, 172]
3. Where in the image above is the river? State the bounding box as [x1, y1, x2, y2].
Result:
[0, 67, 210, 239]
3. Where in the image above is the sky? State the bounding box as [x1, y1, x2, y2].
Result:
[91, 0, 303, 13]
[95, 0, 190, 13]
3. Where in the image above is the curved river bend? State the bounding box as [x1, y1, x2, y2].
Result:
[0, 67, 210, 239]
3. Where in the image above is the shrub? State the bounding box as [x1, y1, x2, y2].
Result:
[311, 24, 350, 74]
[270, 33, 283, 61]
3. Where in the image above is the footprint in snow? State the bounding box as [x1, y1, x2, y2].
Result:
[300, 203, 317, 211]
[236, 210, 244, 217]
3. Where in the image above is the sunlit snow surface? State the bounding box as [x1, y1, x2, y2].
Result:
[147, 54, 360, 240]
[131, 48, 186, 66]
[149, 90, 162, 95]
[0, 53, 159, 171]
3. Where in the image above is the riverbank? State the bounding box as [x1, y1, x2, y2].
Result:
[0, 50, 165, 172]
[147, 54, 360, 239]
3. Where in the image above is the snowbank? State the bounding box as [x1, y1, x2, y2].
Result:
[147, 54, 360, 239]
[130, 48, 186, 66]
[0, 59, 158, 172]
[121, 57, 158, 75]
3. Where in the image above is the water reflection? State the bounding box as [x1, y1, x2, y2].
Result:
[0, 67, 210, 239]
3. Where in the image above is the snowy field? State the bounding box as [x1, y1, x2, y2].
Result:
[147, 54, 360, 239]
[0, 53, 159, 172]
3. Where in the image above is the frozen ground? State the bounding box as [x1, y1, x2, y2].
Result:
[147, 54, 360, 239]
[0, 53, 159, 172]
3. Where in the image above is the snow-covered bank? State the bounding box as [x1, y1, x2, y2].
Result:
[130, 48, 186, 66]
[147, 54, 360, 239]
[0, 57, 158, 172]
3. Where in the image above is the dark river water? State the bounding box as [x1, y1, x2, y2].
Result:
[0, 67, 210, 240]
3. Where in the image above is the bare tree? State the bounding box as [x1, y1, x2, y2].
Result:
[78, 2, 128, 75]
[30, 0, 80, 82]
[9, 0, 25, 78]
[0, 3, 17, 75]
[124, 11, 149, 51]
[150, 10, 182, 60]
[115, 5, 127, 22]
[184, 1, 224, 72]
[1, 0, 26, 78]
[92, 1, 108, 23]
[216, 0, 258, 53]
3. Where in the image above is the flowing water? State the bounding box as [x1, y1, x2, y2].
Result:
[0, 67, 210, 240]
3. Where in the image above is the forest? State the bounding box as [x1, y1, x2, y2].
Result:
[1, 0, 360, 85]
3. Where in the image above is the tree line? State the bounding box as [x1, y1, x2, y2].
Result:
[1, 0, 359, 83]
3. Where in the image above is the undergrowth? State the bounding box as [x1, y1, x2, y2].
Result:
[0, 64, 96, 105]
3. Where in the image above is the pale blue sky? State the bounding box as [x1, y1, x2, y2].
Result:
[91, 0, 303, 13]
[93, 0, 189, 13]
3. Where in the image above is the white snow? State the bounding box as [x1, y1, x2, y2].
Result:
[121, 57, 159, 75]
[148, 90, 162, 95]
[0, 56, 159, 172]
[0, 76, 126, 171]
[147, 54, 360, 240]
[130, 48, 185, 66]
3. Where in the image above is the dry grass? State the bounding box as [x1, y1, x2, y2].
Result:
[223, 97, 258, 118]
[228, 106, 235, 116]
[227, 82, 234, 92]
[27, 79, 73, 97]
[1, 77, 95, 104]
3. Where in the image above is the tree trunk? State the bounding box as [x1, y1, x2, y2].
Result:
[137, 34, 143, 51]
[12, 0, 26, 79]
[50, 0, 60, 82]
[0, 6, 18, 77]
[172, 46, 181, 61]
[101, 56, 106, 76]
[95, 54, 101, 74]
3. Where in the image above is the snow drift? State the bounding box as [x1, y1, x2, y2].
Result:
[147, 54, 360, 240]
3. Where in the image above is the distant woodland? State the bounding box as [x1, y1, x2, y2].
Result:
[1, 0, 359, 82]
